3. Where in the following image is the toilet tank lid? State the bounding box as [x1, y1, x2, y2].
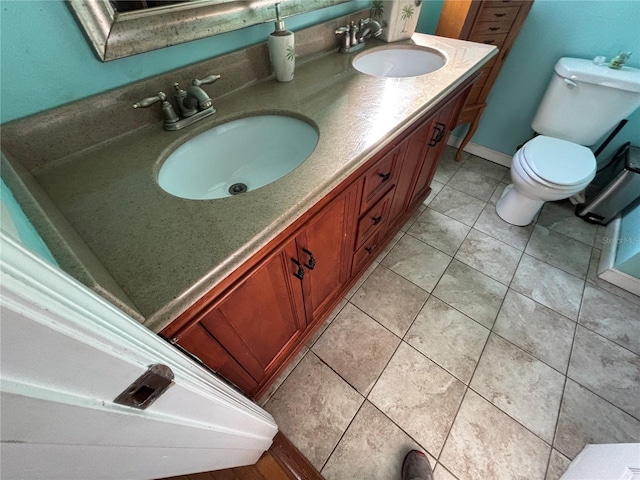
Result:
[523, 136, 596, 186]
[555, 57, 640, 93]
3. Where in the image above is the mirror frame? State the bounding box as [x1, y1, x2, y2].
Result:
[68, 0, 350, 62]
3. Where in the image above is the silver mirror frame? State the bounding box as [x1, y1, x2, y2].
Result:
[68, 0, 351, 62]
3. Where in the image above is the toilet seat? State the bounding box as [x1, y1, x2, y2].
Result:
[518, 136, 596, 187]
[514, 153, 590, 192]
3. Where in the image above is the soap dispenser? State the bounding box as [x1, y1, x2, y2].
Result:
[268, 3, 295, 82]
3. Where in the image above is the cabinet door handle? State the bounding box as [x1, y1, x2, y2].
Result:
[378, 172, 391, 182]
[429, 122, 446, 146]
[365, 246, 373, 254]
[291, 258, 305, 280]
[489, 26, 500, 31]
[483, 39, 496, 45]
[372, 215, 383, 225]
[494, 12, 507, 17]
[302, 248, 316, 270]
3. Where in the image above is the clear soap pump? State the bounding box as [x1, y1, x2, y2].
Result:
[268, 3, 295, 82]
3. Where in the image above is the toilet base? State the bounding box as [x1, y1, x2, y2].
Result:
[496, 184, 544, 226]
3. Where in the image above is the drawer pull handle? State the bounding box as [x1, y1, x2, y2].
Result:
[365, 246, 373, 254]
[483, 39, 496, 45]
[494, 12, 507, 17]
[372, 215, 383, 225]
[291, 258, 305, 280]
[489, 26, 500, 31]
[429, 122, 447, 146]
[379, 172, 391, 182]
[302, 248, 316, 270]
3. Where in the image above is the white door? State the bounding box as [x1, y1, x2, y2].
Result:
[0, 232, 278, 480]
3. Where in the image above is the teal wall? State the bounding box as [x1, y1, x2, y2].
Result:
[467, 0, 640, 159]
[0, 179, 58, 265]
[0, 0, 369, 124]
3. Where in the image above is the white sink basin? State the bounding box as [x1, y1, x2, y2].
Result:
[353, 47, 446, 78]
[158, 115, 318, 200]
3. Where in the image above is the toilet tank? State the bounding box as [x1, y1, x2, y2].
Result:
[531, 57, 640, 146]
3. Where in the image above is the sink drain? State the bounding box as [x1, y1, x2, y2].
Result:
[228, 183, 248, 195]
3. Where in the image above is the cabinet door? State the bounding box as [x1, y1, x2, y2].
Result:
[409, 94, 465, 208]
[295, 183, 358, 323]
[177, 238, 306, 394]
[387, 114, 438, 223]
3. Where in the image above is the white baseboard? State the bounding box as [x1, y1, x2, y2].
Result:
[447, 136, 513, 168]
[598, 217, 640, 296]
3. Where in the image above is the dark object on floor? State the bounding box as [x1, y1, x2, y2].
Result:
[576, 142, 640, 225]
[402, 450, 434, 480]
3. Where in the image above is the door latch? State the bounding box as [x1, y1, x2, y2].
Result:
[113, 364, 174, 410]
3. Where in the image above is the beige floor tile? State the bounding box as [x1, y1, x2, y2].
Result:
[369, 342, 466, 457]
[408, 208, 470, 256]
[351, 265, 428, 337]
[454, 228, 522, 285]
[439, 390, 550, 480]
[471, 334, 565, 443]
[579, 284, 640, 354]
[433, 147, 464, 184]
[536, 201, 597, 246]
[428, 185, 486, 226]
[401, 203, 427, 232]
[568, 326, 640, 419]
[447, 169, 500, 202]
[432, 259, 507, 328]
[488, 181, 510, 206]
[434, 464, 459, 480]
[405, 296, 489, 384]
[376, 229, 404, 262]
[264, 352, 363, 470]
[424, 179, 445, 207]
[307, 297, 348, 347]
[381, 234, 452, 293]
[511, 254, 584, 320]
[593, 224, 608, 250]
[545, 450, 571, 480]
[321, 401, 428, 480]
[461, 155, 509, 181]
[554, 379, 640, 459]
[493, 289, 576, 373]
[525, 226, 591, 278]
[258, 347, 309, 407]
[474, 205, 534, 250]
[313, 303, 400, 395]
[587, 248, 640, 306]
[345, 260, 378, 299]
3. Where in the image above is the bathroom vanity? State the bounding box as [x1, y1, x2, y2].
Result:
[2, 26, 495, 399]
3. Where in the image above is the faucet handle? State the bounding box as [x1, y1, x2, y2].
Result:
[192, 74, 221, 86]
[132, 92, 168, 109]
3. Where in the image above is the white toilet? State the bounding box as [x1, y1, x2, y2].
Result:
[496, 57, 640, 226]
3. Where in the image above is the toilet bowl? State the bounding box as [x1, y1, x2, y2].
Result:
[496, 135, 596, 226]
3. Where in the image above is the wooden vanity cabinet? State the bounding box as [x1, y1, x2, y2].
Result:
[164, 182, 359, 398]
[161, 77, 476, 399]
[436, 0, 533, 161]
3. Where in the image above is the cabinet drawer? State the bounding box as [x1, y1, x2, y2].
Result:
[477, 6, 520, 26]
[356, 188, 393, 248]
[472, 19, 514, 36]
[360, 143, 402, 213]
[469, 31, 508, 49]
[352, 231, 381, 274]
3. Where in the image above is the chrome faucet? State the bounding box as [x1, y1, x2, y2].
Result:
[336, 18, 383, 54]
[133, 74, 221, 131]
[358, 18, 383, 42]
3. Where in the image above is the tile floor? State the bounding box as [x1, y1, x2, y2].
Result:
[262, 147, 640, 480]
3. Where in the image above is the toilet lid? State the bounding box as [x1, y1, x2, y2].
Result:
[521, 136, 596, 186]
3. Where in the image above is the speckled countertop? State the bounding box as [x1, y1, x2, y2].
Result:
[33, 34, 495, 332]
